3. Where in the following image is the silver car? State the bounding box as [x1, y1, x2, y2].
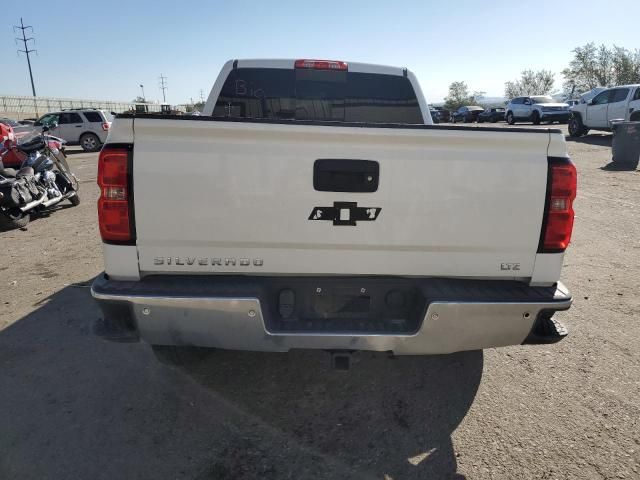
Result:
[33, 109, 113, 151]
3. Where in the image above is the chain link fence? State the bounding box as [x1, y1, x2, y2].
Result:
[0, 95, 190, 119]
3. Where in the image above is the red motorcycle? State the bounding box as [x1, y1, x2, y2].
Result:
[1, 122, 66, 168]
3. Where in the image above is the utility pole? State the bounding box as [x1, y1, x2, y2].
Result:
[199, 89, 205, 103]
[159, 74, 168, 103]
[14, 18, 37, 113]
[139, 84, 146, 102]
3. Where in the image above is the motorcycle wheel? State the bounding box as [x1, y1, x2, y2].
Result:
[0, 210, 30, 231]
[69, 192, 80, 206]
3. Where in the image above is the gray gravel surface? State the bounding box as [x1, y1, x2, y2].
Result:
[1, 129, 639, 479]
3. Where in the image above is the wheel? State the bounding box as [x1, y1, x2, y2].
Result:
[568, 115, 587, 137]
[506, 112, 515, 125]
[491, 117, 498, 123]
[532, 111, 541, 125]
[477, 117, 484, 123]
[0, 210, 30, 231]
[80, 133, 101, 152]
[68, 192, 80, 206]
[630, 111, 640, 122]
[151, 345, 213, 367]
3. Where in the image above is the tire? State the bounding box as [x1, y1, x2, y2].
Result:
[80, 133, 101, 152]
[630, 111, 640, 122]
[477, 117, 484, 123]
[151, 345, 213, 368]
[568, 115, 587, 137]
[0, 210, 30, 231]
[506, 112, 515, 125]
[532, 111, 541, 125]
[68, 192, 80, 206]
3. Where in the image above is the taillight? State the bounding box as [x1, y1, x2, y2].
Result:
[102, 122, 111, 131]
[294, 59, 348, 71]
[539, 157, 577, 252]
[97, 145, 134, 243]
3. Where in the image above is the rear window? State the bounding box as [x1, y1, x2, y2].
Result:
[83, 111, 103, 122]
[213, 67, 423, 124]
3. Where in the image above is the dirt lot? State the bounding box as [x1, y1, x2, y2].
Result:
[1, 127, 639, 480]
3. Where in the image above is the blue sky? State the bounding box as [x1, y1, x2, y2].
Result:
[3, 0, 639, 104]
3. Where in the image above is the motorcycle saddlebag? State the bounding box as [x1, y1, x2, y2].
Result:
[0, 178, 33, 208]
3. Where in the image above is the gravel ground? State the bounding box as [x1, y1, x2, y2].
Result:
[1, 128, 639, 480]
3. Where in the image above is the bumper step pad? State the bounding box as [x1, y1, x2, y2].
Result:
[523, 314, 569, 344]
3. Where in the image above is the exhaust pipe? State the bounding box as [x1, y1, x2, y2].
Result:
[42, 191, 77, 208]
[42, 195, 65, 208]
[20, 191, 75, 212]
[19, 194, 46, 212]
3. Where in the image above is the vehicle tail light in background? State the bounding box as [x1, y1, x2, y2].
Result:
[539, 158, 577, 252]
[294, 59, 348, 71]
[97, 145, 134, 243]
[102, 122, 111, 131]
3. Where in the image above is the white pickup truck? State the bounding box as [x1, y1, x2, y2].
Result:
[569, 84, 640, 137]
[92, 59, 576, 367]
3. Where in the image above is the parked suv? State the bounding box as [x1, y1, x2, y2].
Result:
[33, 109, 112, 151]
[505, 96, 570, 125]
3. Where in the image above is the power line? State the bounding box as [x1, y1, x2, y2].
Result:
[14, 17, 37, 98]
[159, 74, 168, 103]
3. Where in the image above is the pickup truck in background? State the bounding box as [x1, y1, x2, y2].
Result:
[569, 84, 640, 137]
[92, 59, 576, 368]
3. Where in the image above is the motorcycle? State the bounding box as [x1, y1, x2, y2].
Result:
[0, 121, 80, 231]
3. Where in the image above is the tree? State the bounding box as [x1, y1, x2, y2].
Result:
[132, 96, 147, 103]
[444, 81, 479, 110]
[562, 43, 640, 96]
[504, 70, 555, 98]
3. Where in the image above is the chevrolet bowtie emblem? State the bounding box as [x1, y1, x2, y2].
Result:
[309, 202, 381, 226]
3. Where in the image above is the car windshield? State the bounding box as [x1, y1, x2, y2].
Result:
[531, 96, 554, 104]
[16, 131, 42, 145]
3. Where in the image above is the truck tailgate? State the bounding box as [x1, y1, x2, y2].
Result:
[132, 119, 552, 279]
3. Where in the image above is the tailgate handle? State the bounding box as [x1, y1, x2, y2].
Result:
[313, 159, 379, 193]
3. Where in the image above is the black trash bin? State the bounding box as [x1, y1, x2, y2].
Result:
[611, 121, 640, 169]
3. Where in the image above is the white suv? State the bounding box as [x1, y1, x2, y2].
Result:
[34, 109, 113, 151]
[505, 96, 570, 125]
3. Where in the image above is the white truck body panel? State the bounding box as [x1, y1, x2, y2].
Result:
[131, 119, 552, 280]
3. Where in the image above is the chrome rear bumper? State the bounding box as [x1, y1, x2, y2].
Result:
[91, 274, 572, 355]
